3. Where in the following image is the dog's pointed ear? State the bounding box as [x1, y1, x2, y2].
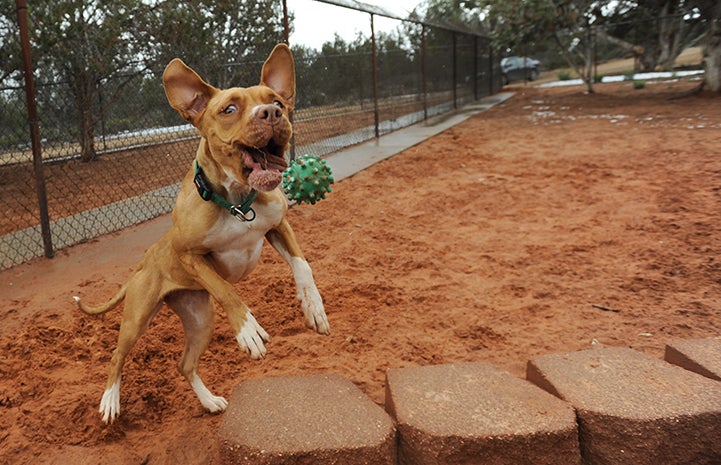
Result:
[163, 59, 218, 125]
[260, 44, 295, 109]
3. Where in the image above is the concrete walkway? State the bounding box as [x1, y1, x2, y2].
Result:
[325, 93, 513, 182]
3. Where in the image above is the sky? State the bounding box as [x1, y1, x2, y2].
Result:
[289, 0, 423, 49]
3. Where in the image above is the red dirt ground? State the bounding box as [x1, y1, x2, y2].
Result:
[2, 79, 721, 464]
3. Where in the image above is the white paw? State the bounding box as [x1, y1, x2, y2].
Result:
[99, 381, 121, 424]
[236, 312, 270, 359]
[191, 373, 228, 412]
[300, 288, 330, 335]
[202, 395, 229, 413]
[291, 257, 330, 335]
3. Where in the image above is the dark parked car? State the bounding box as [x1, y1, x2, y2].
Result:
[501, 56, 541, 84]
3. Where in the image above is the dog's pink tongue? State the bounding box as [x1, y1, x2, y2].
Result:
[242, 152, 283, 191]
[248, 169, 282, 191]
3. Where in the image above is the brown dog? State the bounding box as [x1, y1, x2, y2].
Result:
[74, 44, 330, 424]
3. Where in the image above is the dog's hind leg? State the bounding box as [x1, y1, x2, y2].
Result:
[166, 290, 228, 413]
[99, 278, 163, 424]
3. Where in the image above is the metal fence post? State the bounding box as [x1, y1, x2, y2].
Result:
[370, 13, 380, 138]
[282, 0, 296, 160]
[489, 45, 495, 95]
[585, 25, 594, 93]
[421, 24, 428, 120]
[16, 0, 54, 259]
[282, 0, 290, 43]
[473, 35, 479, 100]
[452, 31, 457, 109]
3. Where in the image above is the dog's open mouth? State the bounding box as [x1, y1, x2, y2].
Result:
[241, 143, 288, 192]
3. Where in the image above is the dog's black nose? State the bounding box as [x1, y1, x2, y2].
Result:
[257, 104, 282, 124]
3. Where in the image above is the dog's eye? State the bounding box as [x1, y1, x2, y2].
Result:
[273, 100, 283, 109]
[222, 104, 237, 115]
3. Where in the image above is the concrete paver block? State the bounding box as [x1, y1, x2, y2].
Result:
[665, 337, 721, 381]
[527, 347, 721, 464]
[385, 362, 581, 465]
[218, 373, 396, 465]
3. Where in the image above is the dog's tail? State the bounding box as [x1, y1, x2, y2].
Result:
[73, 283, 128, 315]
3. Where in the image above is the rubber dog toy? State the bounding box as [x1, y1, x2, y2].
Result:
[282, 154, 334, 204]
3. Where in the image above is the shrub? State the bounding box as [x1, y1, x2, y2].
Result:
[557, 70, 572, 81]
[633, 80, 646, 89]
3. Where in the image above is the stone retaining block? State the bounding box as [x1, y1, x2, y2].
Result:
[218, 373, 396, 465]
[527, 347, 721, 464]
[385, 362, 581, 465]
[665, 337, 721, 381]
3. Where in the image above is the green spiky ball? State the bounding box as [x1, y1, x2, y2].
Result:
[282, 154, 334, 205]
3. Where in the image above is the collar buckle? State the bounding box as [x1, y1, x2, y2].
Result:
[193, 167, 213, 201]
[230, 205, 256, 222]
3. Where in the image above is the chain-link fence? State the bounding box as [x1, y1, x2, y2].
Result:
[1, 0, 499, 269]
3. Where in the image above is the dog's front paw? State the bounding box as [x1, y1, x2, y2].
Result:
[300, 288, 330, 335]
[290, 257, 330, 335]
[99, 382, 121, 424]
[236, 311, 270, 359]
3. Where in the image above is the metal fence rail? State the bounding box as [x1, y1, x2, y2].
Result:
[1, 0, 499, 269]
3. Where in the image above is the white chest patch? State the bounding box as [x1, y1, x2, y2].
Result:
[222, 166, 242, 193]
[203, 199, 284, 282]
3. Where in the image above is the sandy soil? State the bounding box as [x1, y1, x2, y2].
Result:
[2, 78, 721, 464]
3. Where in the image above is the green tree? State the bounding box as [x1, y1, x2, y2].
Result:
[29, 0, 154, 161]
[593, 1, 705, 73]
[418, 0, 486, 30]
[2, 0, 286, 162]
[210, 0, 286, 84]
[376, 30, 418, 98]
[0, 4, 20, 84]
[159, 0, 285, 88]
